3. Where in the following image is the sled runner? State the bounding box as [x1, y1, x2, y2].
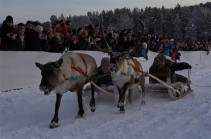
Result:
[146, 73, 193, 100]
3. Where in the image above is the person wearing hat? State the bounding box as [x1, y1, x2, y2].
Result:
[31, 25, 48, 51]
[0, 15, 16, 50]
[149, 54, 192, 91]
[95, 57, 113, 89]
[14, 25, 26, 50]
[25, 20, 34, 51]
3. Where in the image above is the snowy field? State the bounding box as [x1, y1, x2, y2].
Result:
[0, 50, 210, 139]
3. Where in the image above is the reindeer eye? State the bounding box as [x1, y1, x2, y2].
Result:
[119, 57, 122, 61]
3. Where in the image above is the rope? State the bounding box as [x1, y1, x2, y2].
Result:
[191, 83, 211, 87]
[70, 66, 118, 97]
[188, 69, 211, 87]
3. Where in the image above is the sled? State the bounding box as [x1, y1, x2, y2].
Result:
[146, 73, 193, 100]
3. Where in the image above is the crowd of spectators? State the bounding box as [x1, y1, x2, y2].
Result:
[0, 15, 210, 60]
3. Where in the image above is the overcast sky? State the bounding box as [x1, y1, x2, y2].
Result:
[0, 0, 209, 24]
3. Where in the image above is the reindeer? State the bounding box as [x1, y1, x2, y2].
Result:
[35, 52, 98, 128]
[100, 19, 145, 113]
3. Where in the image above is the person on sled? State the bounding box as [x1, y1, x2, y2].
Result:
[149, 54, 192, 92]
[95, 57, 114, 93]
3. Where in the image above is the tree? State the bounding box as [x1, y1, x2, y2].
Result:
[50, 15, 57, 23]
[59, 13, 65, 20]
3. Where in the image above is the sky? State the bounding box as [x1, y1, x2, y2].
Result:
[0, 0, 209, 24]
[0, 50, 210, 138]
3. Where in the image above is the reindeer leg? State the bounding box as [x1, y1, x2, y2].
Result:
[119, 84, 130, 113]
[140, 80, 145, 105]
[128, 88, 133, 104]
[50, 94, 62, 128]
[119, 90, 126, 113]
[90, 84, 96, 112]
[117, 87, 122, 108]
[76, 87, 85, 118]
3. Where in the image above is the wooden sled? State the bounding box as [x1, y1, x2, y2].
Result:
[146, 73, 193, 100]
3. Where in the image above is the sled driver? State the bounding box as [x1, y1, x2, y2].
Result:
[89, 57, 113, 95]
[149, 54, 192, 91]
[96, 57, 113, 87]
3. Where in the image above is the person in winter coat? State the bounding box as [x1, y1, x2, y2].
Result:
[24, 20, 35, 51]
[0, 16, 16, 50]
[14, 25, 25, 50]
[31, 25, 47, 51]
[141, 42, 148, 60]
[149, 54, 192, 90]
[96, 57, 113, 88]
[52, 20, 68, 36]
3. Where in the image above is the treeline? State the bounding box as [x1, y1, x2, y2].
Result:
[48, 2, 211, 41]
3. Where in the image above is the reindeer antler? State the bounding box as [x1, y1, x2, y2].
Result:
[99, 14, 110, 52]
[113, 20, 145, 58]
[99, 18, 145, 59]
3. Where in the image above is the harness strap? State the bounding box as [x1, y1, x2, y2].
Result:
[79, 54, 87, 74]
[69, 54, 88, 78]
[127, 59, 143, 73]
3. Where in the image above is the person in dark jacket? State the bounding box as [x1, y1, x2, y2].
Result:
[25, 20, 35, 51]
[0, 16, 16, 50]
[149, 54, 192, 90]
[90, 57, 114, 95]
[31, 25, 47, 51]
[96, 57, 113, 87]
[14, 25, 25, 50]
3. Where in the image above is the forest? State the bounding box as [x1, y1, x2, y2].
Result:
[48, 2, 211, 41]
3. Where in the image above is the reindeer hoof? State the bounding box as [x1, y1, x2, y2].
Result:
[141, 101, 145, 105]
[119, 106, 125, 114]
[75, 115, 83, 119]
[90, 106, 96, 112]
[90, 100, 96, 112]
[117, 104, 120, 108]
[49, 121, 60, 128]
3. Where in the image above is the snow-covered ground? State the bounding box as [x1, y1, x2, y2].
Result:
[0, 50, 210, 139]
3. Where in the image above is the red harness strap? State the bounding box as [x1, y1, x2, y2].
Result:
[70, 54, 88, 78]
[127, 59, 143, 73]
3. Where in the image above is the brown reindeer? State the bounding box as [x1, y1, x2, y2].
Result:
[35, 52, 98, 128]
[100, 19, 145, 113]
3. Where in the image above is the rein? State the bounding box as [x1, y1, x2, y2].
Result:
[64, 54, 117, 97]
[187, 69, 211, 87]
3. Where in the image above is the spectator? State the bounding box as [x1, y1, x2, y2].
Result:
[25, 21, 34, 51]
[141, 42, 148, 60]
[31, 25, 47, 51]
[14, 25, 25, 50]
[0, 15, 16, 50]
[77, 29, 91, 50]
[67, 33, 79, 51]
[52, 20, 68, 36]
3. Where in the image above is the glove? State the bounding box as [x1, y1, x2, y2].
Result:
[183, 62, 192, 69]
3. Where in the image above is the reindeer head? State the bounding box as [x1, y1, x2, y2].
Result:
[35, 59, 64, 95]
[109, 52, 127, 73]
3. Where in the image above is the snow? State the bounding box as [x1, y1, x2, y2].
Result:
[0, 50, 210, 139]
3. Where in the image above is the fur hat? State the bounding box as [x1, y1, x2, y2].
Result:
[18, 26, 25, 30]
[34, 25, 43, 32]
[6, 15, 13, 22]
[101, 57, 110, 66]
[79, 30, 88, 38]
[142, 42, 147, 49]
[26, 20, 33, 26]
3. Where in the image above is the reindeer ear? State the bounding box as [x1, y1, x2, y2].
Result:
[55, 59, 63, 67]
[35, 62, 43, 70]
